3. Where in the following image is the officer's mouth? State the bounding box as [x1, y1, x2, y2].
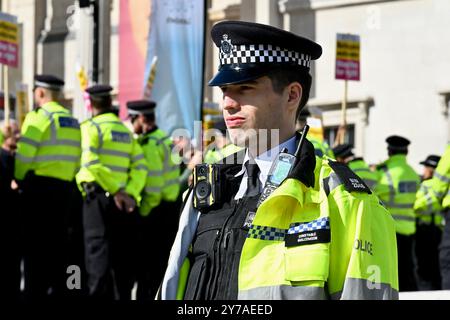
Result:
[226, 116, 246, 128]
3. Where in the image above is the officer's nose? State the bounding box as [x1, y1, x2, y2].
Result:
[222, 95, 239, 111]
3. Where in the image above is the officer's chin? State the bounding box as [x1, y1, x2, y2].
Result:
[229, 128, 257, 149]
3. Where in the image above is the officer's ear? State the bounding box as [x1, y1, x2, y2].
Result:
[286, 82, 302, 111]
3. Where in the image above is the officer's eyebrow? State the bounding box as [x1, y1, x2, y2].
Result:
[220, 80, 259, 91]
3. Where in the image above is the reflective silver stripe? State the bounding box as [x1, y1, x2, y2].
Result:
[35, 154, 79, 162]
[96, 120, 124, 125]
[165, 178, 179, 187]
[15, 153, 33, 163]
[381, 167, 396, 206]
[145, 186, 162, 193]
[425, 192, 434, 214]
[17, 154, 79, 163]
[148, 170, 162, 177]
[89, 120, 103, 150]
[435, 172, 450, 184]
[19, 137, 40, 147]
[40, 139, 80, 148]
[364, 179, 377, 189]
[83, 159, 101, 167]
[162, 143, 171, 171]
[40, 109, 70, 143]
[134, 164, 148, 171]
[324, 172, 342, 194]
[107, 165, 128, 173]
[331, 278, 399, 300]
[16, 153, 78, 163]
[388, 202, 415, 209]
[89, 147, 130, 158]
[132, 154, 145, 162]
[238, 285, 326, 300]
[391, 214, 415, 222]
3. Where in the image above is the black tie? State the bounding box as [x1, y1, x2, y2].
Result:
[244, 162, 261, 197]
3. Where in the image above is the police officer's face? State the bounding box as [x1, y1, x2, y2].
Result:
[220, 76, 299, 149]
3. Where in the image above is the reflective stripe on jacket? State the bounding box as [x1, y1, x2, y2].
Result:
[139, 136, 164, 216]
[76, 112, 147, 201]
[374, 154, 420, 235]
[147, 128, 180, 202]
[15, 101, 81, 181]
[415, 145, 450, 212]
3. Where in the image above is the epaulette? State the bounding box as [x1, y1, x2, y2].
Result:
[140, 137, 150, 145]
[328, 160, 371, 194]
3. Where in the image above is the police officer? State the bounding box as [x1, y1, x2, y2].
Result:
[415, 147, 450, 289]
[160, 21, 398, 300]
[333, 143, 377, 190]
[15, 75, 82, 298]
[126, 99, 166, 300]
[414, 154, 442, 290]
[374, 135, 420, 291]
[296, 107, 334, 158]
[77, 85, 148, 299]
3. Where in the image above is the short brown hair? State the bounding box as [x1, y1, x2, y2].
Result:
[266, 67, 312, 121]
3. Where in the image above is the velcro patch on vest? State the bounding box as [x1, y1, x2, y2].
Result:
[111, 131, 131, 143]
[398, 181, 418, 193]
[242, 211, 256, 230]
[328, 160, 371, 194]
[285, 217, 330, 247]
[59, 117, 79, 129]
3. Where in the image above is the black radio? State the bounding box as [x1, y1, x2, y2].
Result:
[256, 125, 310, 208]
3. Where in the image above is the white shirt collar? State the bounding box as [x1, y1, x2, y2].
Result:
[234, 135, 297, 200]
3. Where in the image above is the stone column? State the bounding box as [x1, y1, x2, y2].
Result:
[36, 0, 73, 78]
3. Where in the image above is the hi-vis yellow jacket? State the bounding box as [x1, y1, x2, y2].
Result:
[15, 101, 81, 182]
[414, 178, 444, 227]
[374, 154, 420, 235]
[415, 145, 450, 215]
[162, 155, 399, 300]
[138, 132, 165, 216]
[76, 112, 147, 202]
[146, 128, 180, 202]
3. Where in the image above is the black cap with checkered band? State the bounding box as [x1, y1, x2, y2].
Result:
[208, 21, 322, 87]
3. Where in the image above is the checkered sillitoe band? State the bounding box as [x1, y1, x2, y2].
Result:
[219, 44, 311, 67]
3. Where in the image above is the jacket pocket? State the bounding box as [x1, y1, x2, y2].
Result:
[284, 244, 329, 282]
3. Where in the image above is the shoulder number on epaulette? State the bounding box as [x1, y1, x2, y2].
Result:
[328, 160, 371, 194]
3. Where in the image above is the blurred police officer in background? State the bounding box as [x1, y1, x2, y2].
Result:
[0, 119, 22, 299]
[414, 154, 442, 290]
[415, 146, 450, 289]
[204, 118, 242, 164]
[76, 85, 148, 299]
[333, 143, 378, 190]
[375, 135, 420, 291]
[126, 100, 166, 300]
[14, 75, 82, 298]
[160, 20, 398, 300]
[296, 107, 334, 158]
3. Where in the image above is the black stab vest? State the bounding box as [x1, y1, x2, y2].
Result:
[184, 157, 260, 300]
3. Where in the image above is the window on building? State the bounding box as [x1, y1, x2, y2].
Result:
[324, 124, 355, 147]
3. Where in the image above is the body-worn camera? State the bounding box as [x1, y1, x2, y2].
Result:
[193, 164, 224, 211]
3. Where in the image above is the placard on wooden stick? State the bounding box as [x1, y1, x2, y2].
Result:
[335, 33, 360, 145]
[0, 12, 19, 127]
